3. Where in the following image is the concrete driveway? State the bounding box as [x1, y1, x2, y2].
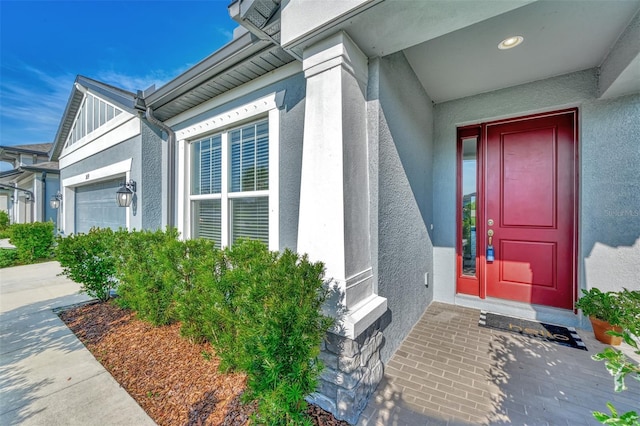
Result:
[0, 261, 155, 425]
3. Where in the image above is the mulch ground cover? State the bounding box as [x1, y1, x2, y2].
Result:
[59, 301, 350, 426]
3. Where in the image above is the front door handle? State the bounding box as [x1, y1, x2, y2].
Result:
[487, 229, 495, 262]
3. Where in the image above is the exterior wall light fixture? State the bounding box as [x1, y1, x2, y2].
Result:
[116, 180, 136, 208]
[50, 191, 63, 209]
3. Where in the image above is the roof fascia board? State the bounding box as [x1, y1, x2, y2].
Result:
[76, 76, 137, 112]
[21, 165, 60, 173]
[0, 169, 22, 179]
[0, 146, 50, 155]
[50, 82, 85, 161]
[145, 31, 270, 109]
[165, 60, 301, 127]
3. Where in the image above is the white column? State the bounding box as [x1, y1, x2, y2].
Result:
[298, 31, 386, 340]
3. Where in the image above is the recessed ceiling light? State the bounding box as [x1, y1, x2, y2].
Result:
[498, 35, 524, 50]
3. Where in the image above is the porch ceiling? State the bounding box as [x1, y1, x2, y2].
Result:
[402, 0, 640, 103]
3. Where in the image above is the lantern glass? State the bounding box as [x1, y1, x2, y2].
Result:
[116, 186, 133, 207]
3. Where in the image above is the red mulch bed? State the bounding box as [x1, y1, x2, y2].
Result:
[59, 301, 350, 426]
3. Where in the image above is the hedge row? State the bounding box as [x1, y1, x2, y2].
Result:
[56, 228, 334, 425]
[0, 221, 55, 268]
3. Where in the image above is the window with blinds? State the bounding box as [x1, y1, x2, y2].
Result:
[231, 197, 269, 245]
[191, 135, 222, 195]
[190, 119, 269, 247]
[192, 199, 221, 248]
[230, 121, 269, 192]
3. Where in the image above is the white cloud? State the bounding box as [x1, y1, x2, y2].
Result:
[95, 66, 191, 94]
[0, 62, 194, 146]
[215, 25, 235, 43]
[0, 63, 74, 145]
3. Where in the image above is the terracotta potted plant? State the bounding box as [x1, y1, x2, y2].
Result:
[575, 288, 623, 345]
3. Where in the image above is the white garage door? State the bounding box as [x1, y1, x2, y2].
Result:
[75, 178, 126, 234]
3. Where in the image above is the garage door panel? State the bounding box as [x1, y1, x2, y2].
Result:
[75, 179, 126, 234]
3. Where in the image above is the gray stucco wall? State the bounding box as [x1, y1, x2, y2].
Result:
[172, 73, 307, 252]
[60, 122, 163, 233]
[369, 52, 435, 362]
[276, 73, 306, 252]
[581, 94, 640, 291]
[140, 121, 164, 230]
[432, 69, 640, 317]
[44, 173, 60, 227]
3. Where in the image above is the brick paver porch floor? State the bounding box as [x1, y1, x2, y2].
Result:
[358, 302, 640, 426]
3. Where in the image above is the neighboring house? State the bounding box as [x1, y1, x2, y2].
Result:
[0, 143, 60, 228]
[50, 76, 163, 235]
[51, 1, 640, 422]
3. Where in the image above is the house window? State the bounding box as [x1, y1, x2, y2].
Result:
[190, 120, 269, 248]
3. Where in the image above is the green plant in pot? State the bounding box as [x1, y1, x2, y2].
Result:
[575, 288, 624, 345]
[580, 288, 640, 425]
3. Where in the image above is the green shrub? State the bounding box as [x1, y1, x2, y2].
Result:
[56, 228, 123, 301]
[235, 242, 333, 425]
[110, 233, 333, 424]
[176, 239, 334, 424]
[0, 211, 10, 230]
[0, 248, 18, 268]
[115, 227, 182, 326]
[174, 238, 226, 344]
[182, 239, 277, 372]
[10, 221, 54, 263]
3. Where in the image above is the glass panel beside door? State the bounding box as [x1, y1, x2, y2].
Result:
[461, 137, 477, 277]
[456, 126, 482, 297]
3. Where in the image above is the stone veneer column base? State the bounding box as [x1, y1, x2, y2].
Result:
[308, 310, 391, 424]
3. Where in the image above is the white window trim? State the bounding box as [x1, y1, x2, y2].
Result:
[177, 93, 281, 251]
[59, 114, 138, 168]
[62, 159, 133, 233]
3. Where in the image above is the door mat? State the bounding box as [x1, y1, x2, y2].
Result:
[479, 311, 587, 351]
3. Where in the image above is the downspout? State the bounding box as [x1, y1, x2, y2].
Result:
[145, 107, 176, 228]
[41, 172, 47, 221]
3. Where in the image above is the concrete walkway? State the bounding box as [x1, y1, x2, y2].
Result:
[0, 261, 155, 426]
[0, 238, 16, 249]
[2, 261, 638, 426]
[358, 302, 640, 426]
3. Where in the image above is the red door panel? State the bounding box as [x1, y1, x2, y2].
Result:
[485, 111, 576, 309]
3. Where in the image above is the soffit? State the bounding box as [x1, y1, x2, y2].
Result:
[402, 0, 640, 102]
[148, 43, 295, 122]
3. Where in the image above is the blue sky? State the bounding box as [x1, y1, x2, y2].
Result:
[0, 0, 238, 153]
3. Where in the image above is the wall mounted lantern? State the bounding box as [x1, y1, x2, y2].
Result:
[50, 191, 63, 209]
[116, 180, 136, 207]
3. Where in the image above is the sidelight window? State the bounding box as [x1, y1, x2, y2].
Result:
[461, 136, 478, 276]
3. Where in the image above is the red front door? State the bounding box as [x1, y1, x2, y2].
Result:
[484, 111, 577, 309]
